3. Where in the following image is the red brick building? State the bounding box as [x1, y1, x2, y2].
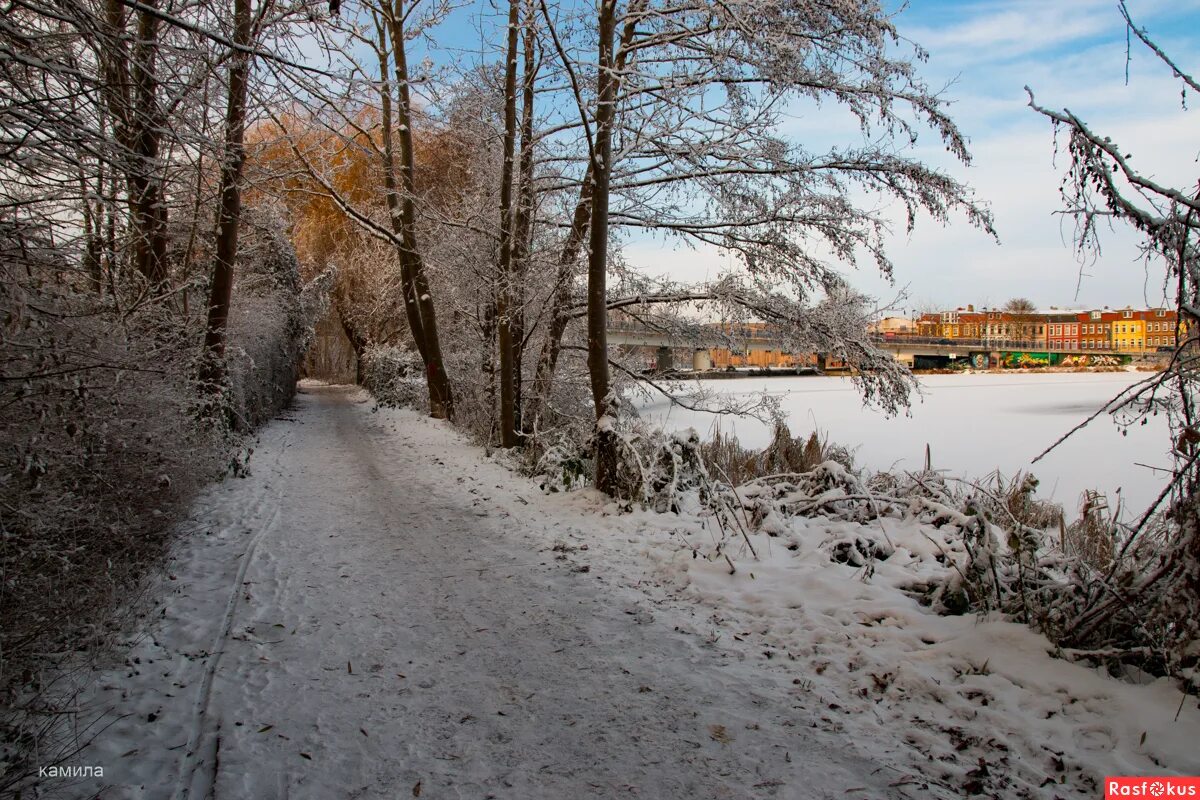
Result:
[1044, 312, 1080, 350]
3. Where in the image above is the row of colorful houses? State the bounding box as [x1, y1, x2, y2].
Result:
[885, 306, 1190, 354]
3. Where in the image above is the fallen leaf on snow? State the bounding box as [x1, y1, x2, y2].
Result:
[708, 724, 733, 744]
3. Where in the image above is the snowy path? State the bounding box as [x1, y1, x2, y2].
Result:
[69, 385, 893, 800]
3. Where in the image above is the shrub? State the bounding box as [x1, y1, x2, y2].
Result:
[361, 345, 429, 412]
[0, 208, 327, 790]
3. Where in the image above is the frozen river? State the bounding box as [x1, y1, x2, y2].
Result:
[637, 371, 1175, 517]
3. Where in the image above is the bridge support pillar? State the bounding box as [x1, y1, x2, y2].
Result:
[692, 348, 712, 371]
[655, 345, 674, 372]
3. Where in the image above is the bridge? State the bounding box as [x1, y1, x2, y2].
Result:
[607, 326, 1133, 371]
[607, 325, 788, 371]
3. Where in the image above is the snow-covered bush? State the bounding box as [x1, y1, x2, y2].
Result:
[699, 423, 853, 486]
[223, 215, 331, 430]
[361, 345, 429, 413]
[718, 455, 1198, 688]
[530, 431, 592, 494]
[1, 286, 219, 698]
[0, 208, 322, 759]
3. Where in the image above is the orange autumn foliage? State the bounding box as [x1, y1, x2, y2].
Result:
[246, 109, 476, 275]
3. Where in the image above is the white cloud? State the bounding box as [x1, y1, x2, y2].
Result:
[904, 0, 1114, 61]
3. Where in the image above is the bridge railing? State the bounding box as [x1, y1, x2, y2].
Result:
[867, 334, 1115, 352]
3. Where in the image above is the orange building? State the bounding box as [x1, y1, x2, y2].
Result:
[1142, 308, 1182, 350]
[1078, 310, 1110, 350]
[917, 306, 986, 338]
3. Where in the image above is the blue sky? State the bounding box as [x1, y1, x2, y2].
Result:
[413, 1, 1200, 312]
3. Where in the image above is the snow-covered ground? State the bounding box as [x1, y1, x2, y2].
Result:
[46, 382, 1198, 800]
[638, 372, 1172, 516]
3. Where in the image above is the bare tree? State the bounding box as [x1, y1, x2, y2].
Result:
[267, 0, 456, 419]
[496, 0, 523, 446]
[533, 0, 993, 493]
[1004, 297, 1037, 313]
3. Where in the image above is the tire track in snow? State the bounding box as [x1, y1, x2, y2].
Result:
[170, 428, 290, 800]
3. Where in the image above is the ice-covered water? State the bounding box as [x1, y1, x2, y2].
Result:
[637, 371, 1175, 516]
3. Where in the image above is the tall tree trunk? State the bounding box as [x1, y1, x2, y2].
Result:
[510, 0, 537, 437]
[481, 294, 498, 441]
[496, 0, 521, 447]
[129, 0, 169, 288]
[373, 14, 430, 367]
[525, 3, 641, 435]
[589, 0, 618, 493]
[104, 169, 119, 294]
[388, 0, 454, 420]
[79, 165, 104, 294]
[199, 0, 251, 392]
[525, 176, 592, 434]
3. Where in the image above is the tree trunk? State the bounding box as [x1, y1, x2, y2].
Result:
[129, 0, 169, 288]
[199, 0, 251, 392]
[79, 167, 104, 295]
[589, 0, 618, 493]
[524, 3, 641, 435]
[388, 0, 454, 420]
[338, 306, 368, 384]
[510, 0, 537, 438]
[373, 14, 430, 367]
[496, 0, 521, 447]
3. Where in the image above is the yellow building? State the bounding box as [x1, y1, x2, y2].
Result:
[1110, 309, 1145, 352]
